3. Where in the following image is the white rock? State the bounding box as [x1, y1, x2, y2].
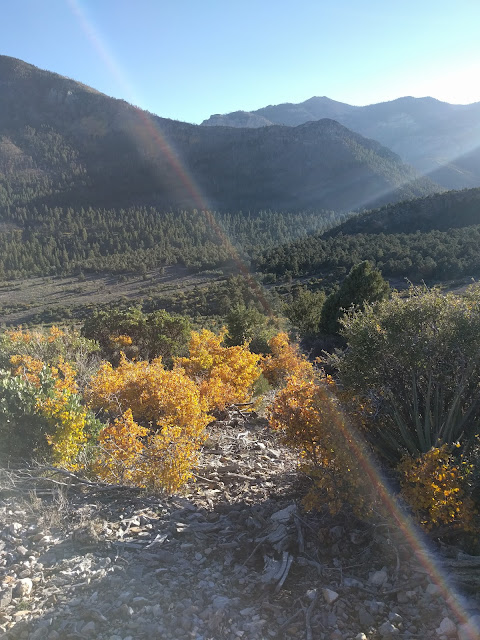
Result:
[435, 617, 456, 637]
[212, 595, 230, 610]
[355, 634, 368, 640]
[369, 569, 388, 586]
[426, 582, 441, 597]
[389, 612, 403, 623]
[267, 448, 281, 458]
[344, 577, 363, 588]
[13, 578, 33, 597]
[322, 588, 339, 605]
[8, 522, 23, 535]
[378, 621, 400, 637]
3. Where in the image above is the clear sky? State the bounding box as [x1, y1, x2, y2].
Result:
[2, 0, 480, 124]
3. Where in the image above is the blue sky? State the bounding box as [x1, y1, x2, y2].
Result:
[2, 0, 480, 123]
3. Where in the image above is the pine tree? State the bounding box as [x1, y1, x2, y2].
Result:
[320, 261, 389, 335]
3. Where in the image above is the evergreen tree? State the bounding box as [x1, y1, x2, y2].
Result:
[320, 261, 389, 335]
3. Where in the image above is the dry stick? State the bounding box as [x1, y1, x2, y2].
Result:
[275, 553, 293, 593]
[305, 590, 318, 640]
[294, 514, 305, 553]
[27, 465, 136, 491]
[242, 538, 267, 567]
[294, 513, 321, 538]
[279, 607, 303, 632]
[32, 464, 103, 486]
[192, 472, 221, 485]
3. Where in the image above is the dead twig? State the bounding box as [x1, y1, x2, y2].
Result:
[275, 552, 293, 593]
[305, 589, 318, 640]
[294, 514, 305, 554]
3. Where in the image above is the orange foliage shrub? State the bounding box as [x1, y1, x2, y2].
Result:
[10, 354, 44, 386]
[94, 409, 148, 485]
[86, 355, 211, 490]
[6, 325, 64, 345]
[110, 334, 133, 347]
[261, 332, 314, 387]
[176, 329, 261, 411]
[268, 375, 382, 517]
[398, 445, 477, 532]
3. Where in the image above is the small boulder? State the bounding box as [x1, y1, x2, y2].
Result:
[322, 588, 339, 605]
[378, 621, 400, 637]
[435, 617, 456, 637]
[426, 583, 441, 597]
[369, 568, 388, 586]
[13, 578, 33, 598]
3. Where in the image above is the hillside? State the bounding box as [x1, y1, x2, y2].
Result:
[202, 96, 480, 190]
[0, 55, 440, 218]
[257, 188, 480, 284]
[327, 187, 480, 236]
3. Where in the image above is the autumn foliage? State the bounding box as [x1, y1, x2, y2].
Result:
[176, 328, 262, 411]
[86, 355, 210, 490]
[5, 353, 95, 468]
[1, 307, 480, 539]
[268, 374, 382, 518]
[398, 445, 476, 532]
[261, 332, 314, 387]
[85, 328, 261, 490]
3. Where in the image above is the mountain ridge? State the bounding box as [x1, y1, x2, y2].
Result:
[202, 95, 480, 190]
[0, 55, 441, 214]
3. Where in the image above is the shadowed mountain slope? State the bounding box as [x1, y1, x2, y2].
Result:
[202, 96, 480, 190]
[327, 187, 480, 237]
[0, 56, 441, 215]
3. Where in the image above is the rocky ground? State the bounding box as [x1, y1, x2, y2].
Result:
[1, 411, 480, 640]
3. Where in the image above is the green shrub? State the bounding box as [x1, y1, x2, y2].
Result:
[224, 304, 274, 354]
[0, 369, 50, 460]
[333, 285, 480, 462]
[284, 287, 326, 337]
[82, 307, 191, 365]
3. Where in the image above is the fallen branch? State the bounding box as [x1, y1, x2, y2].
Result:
[1, 464, 140, 493]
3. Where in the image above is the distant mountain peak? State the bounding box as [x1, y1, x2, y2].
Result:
[0, 55, 441, 215]
[201, 94, 480, 190]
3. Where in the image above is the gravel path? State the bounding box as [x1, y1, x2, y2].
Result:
[1, 412, 480, 640]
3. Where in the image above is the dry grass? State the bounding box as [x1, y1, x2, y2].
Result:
[0, 266, 223, 325]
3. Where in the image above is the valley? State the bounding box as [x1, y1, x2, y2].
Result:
[1, 34, 480, 640]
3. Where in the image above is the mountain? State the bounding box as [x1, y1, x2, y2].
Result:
[0, 55, 441, 217]
[202, 96, 480, 190]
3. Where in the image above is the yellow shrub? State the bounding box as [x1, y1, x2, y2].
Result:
[110, 334, 133, 347]
[87, 354, 211, 490]
[6, 325, 65, 345]
[9, 355, 88, 468]
[10, 354, 45, 386]
[262, 332, 314, 387]
[268, 375, 380, 518]
[176, 329, 262, 411]
[94, 409, 149, 485]
[398, 445, 476, 532]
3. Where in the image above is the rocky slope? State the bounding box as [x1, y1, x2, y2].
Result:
[1, 411, 480, 640]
